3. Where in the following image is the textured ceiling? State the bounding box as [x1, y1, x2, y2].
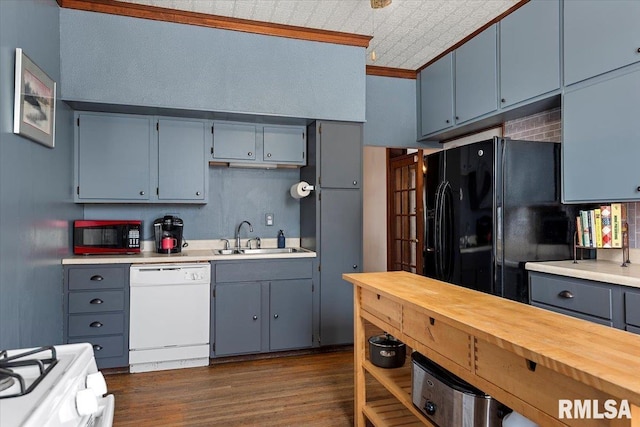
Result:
[116, 0, 520, 70]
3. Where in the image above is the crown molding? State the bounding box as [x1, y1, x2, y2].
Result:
[366, 65, 416, 79]
[57, 0, 372, 48]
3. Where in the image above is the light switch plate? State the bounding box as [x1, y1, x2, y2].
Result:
[265, 213, 274, 226]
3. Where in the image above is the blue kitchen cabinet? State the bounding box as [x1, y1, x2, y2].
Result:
[214, 281, 263, 356]
[625, 289, 640, 335]
[211, 122, 257, 162]
[157, 118, 208, 202]
[64, 264, 130, 369]
[499, 0, 560, 108]
[301, 121, 362, 347]
[418, 53, 454, 137]
[75, 112, 152, 201]
[269, 279, 313, 351]
[211, 259, 314, 357]
[455, 24, 498, 124]
[562, 67, 640, 203]
[564, 1, 640, 86]
[263, 125, 306, 165]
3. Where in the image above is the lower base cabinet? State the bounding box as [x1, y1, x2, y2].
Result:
[211, 259, 314, 357]
[63, 264, 130, 369]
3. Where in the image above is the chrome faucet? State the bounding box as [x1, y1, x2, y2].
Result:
[235, 221, 253, 249]
[247, 237, 261, 249]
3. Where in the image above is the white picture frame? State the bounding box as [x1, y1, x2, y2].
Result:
[13, 48, 56, 148]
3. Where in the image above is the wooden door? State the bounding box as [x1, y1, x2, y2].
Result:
[388, 151, 424, 274]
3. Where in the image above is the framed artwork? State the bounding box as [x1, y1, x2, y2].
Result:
[13, 48, 56, 148]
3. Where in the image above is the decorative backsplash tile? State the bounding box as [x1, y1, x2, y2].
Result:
[504, 108, 639, 249]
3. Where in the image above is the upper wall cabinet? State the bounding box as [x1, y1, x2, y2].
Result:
[212, 123, 257, 162]
[75, 113, 152, 202]
[563, 67, 640, 203]
[211, 122, 306, 167]
[418, 53, 454, 137]
[75, 112, 209, 203]
[455, 24, 498, 124]
[564, 1, 640, 86]
[499, 0, 560, 107]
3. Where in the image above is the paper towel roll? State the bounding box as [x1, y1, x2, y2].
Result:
[290, 181, 311, 199]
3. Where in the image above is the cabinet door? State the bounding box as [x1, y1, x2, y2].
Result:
[76, 113, 151, 201]
[625, 289, 640, 328]
[269, 279, 313, 351]
[455, 24, 498, 123]
[157, 118, 207, 201]
[563, 68, 640, 202]
[263, 126, 306, 164]
[319, 122, 362, 189]
[214, 282, 262, 356]
[500, 0, 560, 107]
[212, 122, 256, 161]
[320, 189, 362, 346]
[419, 53, 454, 137]
[564, 1, 640, 86]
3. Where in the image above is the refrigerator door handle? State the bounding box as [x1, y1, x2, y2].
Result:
[434, 181, 444, 279]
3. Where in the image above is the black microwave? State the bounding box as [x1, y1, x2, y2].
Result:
[73, 220, 142, 255]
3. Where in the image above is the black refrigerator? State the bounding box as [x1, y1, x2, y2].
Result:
[423, 137, 578, 303]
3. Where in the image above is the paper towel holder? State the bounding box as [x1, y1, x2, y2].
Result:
[290, 181, 315, 199]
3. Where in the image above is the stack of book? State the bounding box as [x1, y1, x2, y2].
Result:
[576, 203, 626, 248]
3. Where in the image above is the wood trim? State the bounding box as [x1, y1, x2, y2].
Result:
[57, 0, 372, 48]
[366, 66, 417, 80]
[416, 0, 530, 73]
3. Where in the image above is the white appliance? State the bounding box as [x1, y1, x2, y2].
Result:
[0, 343, 114, 427]
[129, 263, 210, 373]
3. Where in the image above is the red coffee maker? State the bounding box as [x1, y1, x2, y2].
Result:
[153, 216, 184, 254]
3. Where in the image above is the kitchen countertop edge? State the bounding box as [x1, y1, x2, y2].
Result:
[525, 259, 640, 289]
[62, 248, 317, 265]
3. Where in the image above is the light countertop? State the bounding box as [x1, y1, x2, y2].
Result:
[62, 239, 316, 265]
[525, 248, 640, 288]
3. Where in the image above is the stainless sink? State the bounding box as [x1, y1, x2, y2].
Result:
[214, 248, 301, 255]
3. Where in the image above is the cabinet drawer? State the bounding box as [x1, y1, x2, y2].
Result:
[68, 267, 126, 290]
[529, 273, 612, 319]
[531, 302, 613, 327]
[475, 340, 619, 427]
[624, 291, 640, 327]
[68, 313, 124, 337]
[68, 335, 125, 359]
[403, 304, 471, 370]
[360, 289, 401, 330]
[68, 291, 124, 313]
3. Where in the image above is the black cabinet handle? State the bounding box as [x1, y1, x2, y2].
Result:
[252, 315, 258, 321]
[353, 264, 358, 269]
[273, 314, 279, 319]
[248, 152, 253, 157]
[445, 119, 450, 124]
[196, 191, 201, 196]
[558, 290, 574, 299]
[501, 98, 506, 103]
[90, 275, 103, 281]
[139, 191, 145, 196]
[353, 180, 358, 186]
[637, 47, 640, 53]
[90, 298, 103, 305]
[636, 186, 640, 192]
[526, 359, 537, 372]
[90, 321, 103, 328]
[93, 344, 103, 351]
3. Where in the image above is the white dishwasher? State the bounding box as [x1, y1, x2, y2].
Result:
[129, 263, 210, 373]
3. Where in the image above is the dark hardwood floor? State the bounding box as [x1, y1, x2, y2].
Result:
[105, 349, 357, 426]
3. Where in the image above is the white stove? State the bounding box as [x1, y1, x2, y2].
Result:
[0, 343, 114, 427]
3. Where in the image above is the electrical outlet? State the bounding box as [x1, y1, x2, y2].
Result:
[265, 213, 274, 226]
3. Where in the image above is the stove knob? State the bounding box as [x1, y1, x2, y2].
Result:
[76, 388, 99, 416]
[86, 372, 108, 397]
[425, 400, 437, 416]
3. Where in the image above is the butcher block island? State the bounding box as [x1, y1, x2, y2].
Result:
[343, 271, 640, 427]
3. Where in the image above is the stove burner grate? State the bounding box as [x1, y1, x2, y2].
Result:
[0, 346, 58, 399]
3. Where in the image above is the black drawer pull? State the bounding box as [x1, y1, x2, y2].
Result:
[558, 290, 574, 299]
[429, 317, 435, 326]
[90, 298, 104, 305]
[90, 275, 104, 281]
[90, 321, 103, 328]
[93, 344, 103, 351]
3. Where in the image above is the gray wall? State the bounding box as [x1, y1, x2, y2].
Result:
[83, 167, 302, 243]
[364, 75, 423, 148]
[0, 0, 82, 349]
[60, 9, 366, 122]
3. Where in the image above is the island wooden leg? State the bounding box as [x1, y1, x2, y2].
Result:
[354, 285, 367, 427]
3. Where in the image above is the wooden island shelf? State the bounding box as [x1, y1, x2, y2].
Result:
[344, 271, 640, 427]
